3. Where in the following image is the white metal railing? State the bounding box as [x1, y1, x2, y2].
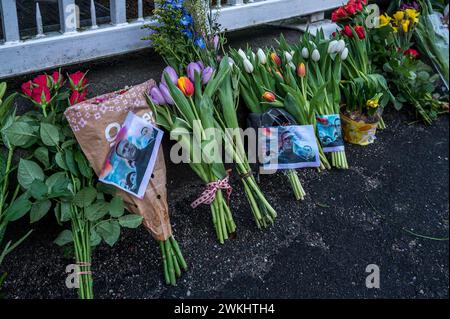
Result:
[0, 0, 342, 78]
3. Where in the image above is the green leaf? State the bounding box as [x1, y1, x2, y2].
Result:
[64, 149, 79, 176]
[61, 139, 77, 149]
[85, 200, 109, 221]
[45, 172, 66, 191]
[0, 152, 6, 182]
[109, 197, 124, 218]
[118, 214, 143, 229]
[33, 147, 50, 168]
[60, 202, 72, 222]
[90, 229, 102, 247]
[73, 187, 97, 208]
[40, 123, 60, 146]
[18, 159, 44, 189]
[30, 199, 51, 223]
[4, 196, 32, 222]
[54, 230, 73, 246]
[96, 220, 120, 247]
[74, 150, 92, 179]
[55, 152, 67, 170]
[29, 180, 48, 200]
[2, 122, 36, 147]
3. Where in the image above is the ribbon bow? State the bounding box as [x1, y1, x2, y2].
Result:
[191, 175, 232, 209]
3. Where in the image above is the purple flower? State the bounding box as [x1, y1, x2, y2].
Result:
[186, 62, 202, 82]
[213, 35, 220, 50]
[149, 86, 166, 105]
[196, 61, 205, 70]
[159, 83, 174, 105]
[201, 67, 214, 85]
[161, 66, 178, 86]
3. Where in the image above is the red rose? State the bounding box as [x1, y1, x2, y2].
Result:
[33, 74, 48, 88]
[341, 25, 354, 37]
[404, 48, 419, 58]
[354, 25, 366, 39]
[69, 89, 87, 105]
[69, 71, 88, 90]
[21, 80, 33, 96]
[31, 86, 51, 104]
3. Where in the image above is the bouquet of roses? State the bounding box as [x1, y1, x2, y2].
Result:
[9, 71, 153, 298]
[229, 47, 308, 201]
[147, 61, 237, 243]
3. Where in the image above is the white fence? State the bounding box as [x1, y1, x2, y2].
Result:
[0, 0, 342, 78]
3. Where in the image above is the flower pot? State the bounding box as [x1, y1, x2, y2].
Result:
[340, 111, 380, 146]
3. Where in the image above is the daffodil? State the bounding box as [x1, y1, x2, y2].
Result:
[402, 19, 410, 33]
[393, 10, 405, 21]
[366, 93, 383, 109]
[405, 8, 420, 23]
[379, 14, 391, 27]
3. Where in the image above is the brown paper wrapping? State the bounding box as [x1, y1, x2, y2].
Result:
[64, 80, 172, 241]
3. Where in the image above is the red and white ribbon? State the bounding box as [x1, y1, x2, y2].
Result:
[191, 175, 232, 209]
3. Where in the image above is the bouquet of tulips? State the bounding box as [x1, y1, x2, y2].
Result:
[147, 62, 237, 243]
[272, 36, 333, 172]
[291, 31, 349, 169]
[229, 47, 307, 201]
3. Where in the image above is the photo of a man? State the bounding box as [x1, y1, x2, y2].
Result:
[261, 125, 320, 170]
[316, 114, 345, 152]
[100, 112, 163, 198]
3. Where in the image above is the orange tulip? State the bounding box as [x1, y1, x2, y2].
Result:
[297, 63, 306, 78]
[270, 52, 281, 67]
[262, 91, 276, 102]
[275, 70, 284, 80]
[177, 76, 194, 97]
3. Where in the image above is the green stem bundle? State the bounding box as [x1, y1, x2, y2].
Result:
[160, 236, 187, 285]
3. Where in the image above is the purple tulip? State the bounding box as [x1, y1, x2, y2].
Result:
[196, 61, 205, 70]
[186, 62, 202, 82]
[213, 35, 219, 50]
[149, 86, 166, 105]
[159, 83, 174, 105]
[161, 66, 178, 86]
[201, 67, 214, 85]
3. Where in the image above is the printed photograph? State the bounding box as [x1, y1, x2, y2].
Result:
[99, 112, 163, 198]
[261, 125, 321, 170]
[316, 114, 345, 152]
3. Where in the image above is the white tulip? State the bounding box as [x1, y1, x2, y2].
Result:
[257, 48, 267, 64]
[238, 48, 247, 60]
[311, 49, 321, 62]
[301, 47, 309, 59]
[243, 58, 254, 73]
[284, 51, 293, 62]
[336, 40, 346, 53]
[251, 51, 256, 60]
[340, 47, 349, 61]
[228, 57, 235, 67]
[288, 62, 296, 70]
[328, 40, 338, 54]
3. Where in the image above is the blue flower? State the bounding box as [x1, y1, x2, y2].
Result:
[165, 0, 184, 9]
[180, 14, 193, 26]
[181, 29, 193, 39]
[194, 37, 206, 49]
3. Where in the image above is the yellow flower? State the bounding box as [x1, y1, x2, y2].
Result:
[393, 10, 405, 21]
[379, 14, 391, 27]
[402, 19, 410, 32]
[405, 8, 420, 23]
[366, 94, 382, 109]
[392, 26, 398, 33]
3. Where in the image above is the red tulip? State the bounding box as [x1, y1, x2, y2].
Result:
[262, 91, 276, 102]
[341, 25, 354, 37]
[177, 76, 194, 97]
[354, 26, 366, 39]
[270, 53, 281, 67]
[33, 74, 49, 88]
[404, 48, 419, 58]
